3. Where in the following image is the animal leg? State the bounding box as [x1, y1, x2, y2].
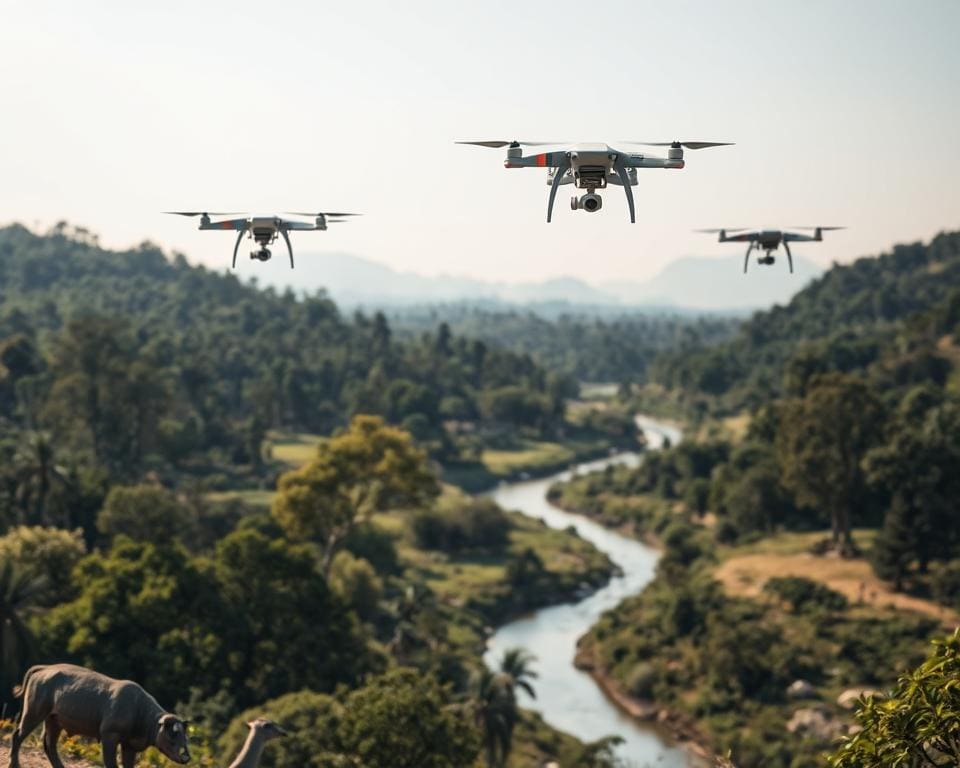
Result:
[42, 717, 66, 768]
[121, 744, 139, 768]
[101, 735, 121, 768]
[11, 705, 47, 768]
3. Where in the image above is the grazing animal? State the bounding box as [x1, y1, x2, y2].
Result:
[227, 719, 288, 768]
[9, 663, 191, 768]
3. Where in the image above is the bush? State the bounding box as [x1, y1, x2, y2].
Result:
[763, 576, 848, 613]
[412, 499, 510, 552]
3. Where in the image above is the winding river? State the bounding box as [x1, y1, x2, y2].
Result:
[484, 416, 698, 768]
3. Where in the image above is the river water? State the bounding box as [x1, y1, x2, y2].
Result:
[484, 416, 699, 768]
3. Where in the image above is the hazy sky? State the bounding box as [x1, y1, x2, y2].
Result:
[2, 0, 958, 284]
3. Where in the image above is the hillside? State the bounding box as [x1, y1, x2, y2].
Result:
[652, 229, 960, 407]
[0, 223, 599, 486]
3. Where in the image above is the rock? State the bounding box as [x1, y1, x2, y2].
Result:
[786, 706, 847, 743]
[837, 687, 882, 710]
[787, 679, 817, 699]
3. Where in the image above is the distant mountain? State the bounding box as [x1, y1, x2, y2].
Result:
[261, 250, 823, 311]
[599, 254, 824, 310]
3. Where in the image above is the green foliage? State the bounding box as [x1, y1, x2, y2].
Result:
[0, 525, 85, 606]
[272, 415, 439, 570]
[38, 531, 373, 709]
[327, 550, 382, 622]
[96, 483, 196, 544]
[776, 373, 884, 552]
[388, 305, 739, 384]
[412, 498, 510, 552]
[763, 576, 848, 613]
[829, 629, 960, 767]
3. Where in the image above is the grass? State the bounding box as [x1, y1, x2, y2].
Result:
[267, 431, 321, 467]
[715, 529, 959, 627]
[481, 440, 576, 476]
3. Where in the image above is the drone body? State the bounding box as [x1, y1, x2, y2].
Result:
[457, 140, 732, 222]
[697, 227, 845, 273]
[165, 211, 358, 269]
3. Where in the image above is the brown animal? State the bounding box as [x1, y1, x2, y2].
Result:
[227, 719, 287, 768]
[9, 663, 191, 768]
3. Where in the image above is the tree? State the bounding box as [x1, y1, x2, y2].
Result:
[12, 432, 72, 527]
[498, 647, 538, 700]
[829, 628, 960, 768]
[338, 668, 479, 768]
[776, 373, 884, 554]
[0, 525, 86, 606]
[96, 483, 196, 544]
[470, 667, 516, 768]
[272, 415, 439, 573]
[0, 561, 45, 706]
[865, 403, 960, 588]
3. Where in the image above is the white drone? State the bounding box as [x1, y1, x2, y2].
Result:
[164, 211, 359, 269]
[696, 227, 845, 273]
[457, 140, 733, 222]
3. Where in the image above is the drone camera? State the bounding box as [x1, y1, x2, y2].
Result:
[251, 248, 272, 262]
[573, 193, 603, 213]
[760, 254, 775, 266]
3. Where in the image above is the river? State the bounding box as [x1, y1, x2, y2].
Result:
[484, 416, 699, 768]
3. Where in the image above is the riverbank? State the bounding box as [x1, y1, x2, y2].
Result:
[573, 640, 714, 762]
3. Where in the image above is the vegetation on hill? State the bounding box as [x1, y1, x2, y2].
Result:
[389, 304, 739, 383]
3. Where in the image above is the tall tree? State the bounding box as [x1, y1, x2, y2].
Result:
[776, 373, 884, 553]
[272, 415, 439, 573]
[0, 561, 44, 706]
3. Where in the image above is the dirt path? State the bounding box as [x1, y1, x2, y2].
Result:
[0, 745, 94, 768]
[715, 550, 960, 627]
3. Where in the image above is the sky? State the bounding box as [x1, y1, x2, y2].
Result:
[2, 0, 959, 285]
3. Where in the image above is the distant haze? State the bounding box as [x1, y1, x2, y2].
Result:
[255, 249, 823, 311]
[1, 1, 958, 286]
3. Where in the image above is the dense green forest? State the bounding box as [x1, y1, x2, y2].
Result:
[548, 228, 960, 766]
[0, 223, 645, 508]
[388, 305, 740, 383]
[0, 224, 639, 767]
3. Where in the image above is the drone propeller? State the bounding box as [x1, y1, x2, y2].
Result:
[164, 211, 244, 217]
[456, 140, 566, 148]
[788, 226, 846, 230]
[623, 141, 734, 150]
[284, 211, 360, 218]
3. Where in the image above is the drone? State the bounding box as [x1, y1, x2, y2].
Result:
[456, 140, 733, 223]
[696, 227, 845, 273]
[164, 211, 359, 269]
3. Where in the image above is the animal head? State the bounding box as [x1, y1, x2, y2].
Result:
[155, 714, 191, 764]
[246, 718, 289, 742]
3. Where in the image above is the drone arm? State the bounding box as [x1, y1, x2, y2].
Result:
[546, 157, 570, 223]
[782, 232, 816, 242]
[280, 228, 295, 269]
[784, 241, 794, 274]
[613, 156, 636, 223]
[231, 229, 245, 269]
[202, 218, 248, 231]
[619, 153, 684, 170]
[743, 241, 755, 274]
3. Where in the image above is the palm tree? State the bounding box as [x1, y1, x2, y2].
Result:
[13, 432, 71, 526]
[0, 561, 45, 705]
[498, 647, 538, 700]
[469, 667, 514, 768]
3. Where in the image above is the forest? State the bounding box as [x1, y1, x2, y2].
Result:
[0, 224, 636, 767]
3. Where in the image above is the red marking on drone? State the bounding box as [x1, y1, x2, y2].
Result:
[535, 154, 548, 167]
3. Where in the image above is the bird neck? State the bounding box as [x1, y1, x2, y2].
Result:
[228, 729, 265, 768]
